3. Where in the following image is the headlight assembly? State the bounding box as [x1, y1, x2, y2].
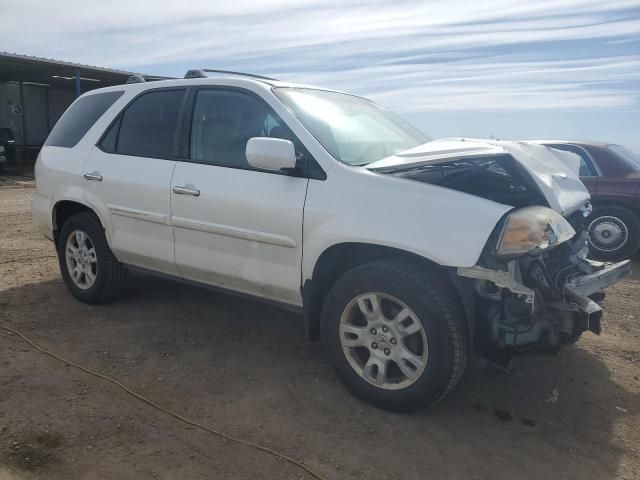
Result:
[496, 206, 575, 257]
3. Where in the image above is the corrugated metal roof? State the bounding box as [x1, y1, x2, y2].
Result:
[0, 51, 171, 81]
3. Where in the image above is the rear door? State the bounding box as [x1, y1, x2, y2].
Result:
[83, 88, 187, 275]
[171, 88, 309, 306]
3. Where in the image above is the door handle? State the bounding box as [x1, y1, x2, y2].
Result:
[83, 171, 103, 181]
[173, 184, 200, 196]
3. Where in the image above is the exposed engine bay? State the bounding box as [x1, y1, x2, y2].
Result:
[458, 227, 630, 361]
[389, 154, 547, 208]
[376, 151, 632, 362]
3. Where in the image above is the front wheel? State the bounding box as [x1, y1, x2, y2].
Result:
[321, 260, 468, 412]
[587, 205, 640, 262]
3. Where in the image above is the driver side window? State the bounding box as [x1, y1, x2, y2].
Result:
[190, 90, 296, 170]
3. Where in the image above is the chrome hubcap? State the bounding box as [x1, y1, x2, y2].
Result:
[65, 230, 98, 289]
[588, 216, 628, 252]
[339, 292, 429, 390]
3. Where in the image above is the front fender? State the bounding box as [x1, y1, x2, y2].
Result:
[302, 165, 511, 282]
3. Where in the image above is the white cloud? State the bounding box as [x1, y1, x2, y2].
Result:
[1, 0, 639, 112]
[280, 57, 639, 111]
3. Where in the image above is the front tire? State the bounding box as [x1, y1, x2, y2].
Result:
[587, 205, 640, 262]
[321, 260, 468, 412]
[57, 212, 126, 304]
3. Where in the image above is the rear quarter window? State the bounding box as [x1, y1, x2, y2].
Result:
[44, 91, 124, 148]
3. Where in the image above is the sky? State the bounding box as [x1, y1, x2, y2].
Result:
[2, 0, 639, 150]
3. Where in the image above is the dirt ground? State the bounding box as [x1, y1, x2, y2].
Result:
[0, 177, 638, 480]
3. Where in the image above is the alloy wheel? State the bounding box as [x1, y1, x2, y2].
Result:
[339, 292, 429, 390]
[65, 230, 98, 289]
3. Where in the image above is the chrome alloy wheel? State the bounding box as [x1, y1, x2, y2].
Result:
[588, 215, 628, 252]
[339, 292, 429, 390]
[65, 230, 98, 289]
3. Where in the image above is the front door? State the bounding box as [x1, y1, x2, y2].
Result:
[171, 88, 308, 306]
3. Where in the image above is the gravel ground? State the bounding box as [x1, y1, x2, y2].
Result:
[1, 178, 639, 480]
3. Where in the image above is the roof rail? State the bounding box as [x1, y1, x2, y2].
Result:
[183, 69, 278, 81]
[126, 74, 146, 84]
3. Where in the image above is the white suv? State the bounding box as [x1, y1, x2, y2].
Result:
[32, 70, 630, 411]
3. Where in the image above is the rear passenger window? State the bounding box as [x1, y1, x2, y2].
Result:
[116, 89, 186, 159]
[44, 91, 124, 148]
[190, 89, 295, 169]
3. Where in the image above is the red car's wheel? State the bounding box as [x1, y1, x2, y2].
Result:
[588, 205, 640, 262]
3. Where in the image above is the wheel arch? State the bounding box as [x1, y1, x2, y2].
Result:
[587, 200, 640, 241]
[301, 242, 471, 341]
[590, 198, 640, 217]
[52, 199, 107, 245]
[586, 201, 640, 259]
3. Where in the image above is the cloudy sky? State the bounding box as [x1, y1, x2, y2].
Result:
[2, 0, 640, 150]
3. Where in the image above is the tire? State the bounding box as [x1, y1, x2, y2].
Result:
[587, 205, 640, 262]
[57, 212, 126, 304]
[321, 260, 468, 412]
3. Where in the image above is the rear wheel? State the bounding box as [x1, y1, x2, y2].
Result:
[321, 260, 468, 412]
[57, 212, 126, 304]
[587, 205, 640, 262]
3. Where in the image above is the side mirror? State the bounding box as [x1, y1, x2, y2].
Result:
[246, 137, 297, 172]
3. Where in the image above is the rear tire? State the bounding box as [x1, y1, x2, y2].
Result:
[587, 205, 640, 262]
[321, 260, 468, 412]
[57, 212, 126, 304]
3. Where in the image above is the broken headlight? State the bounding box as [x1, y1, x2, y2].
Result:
[496, 206, 575, 257]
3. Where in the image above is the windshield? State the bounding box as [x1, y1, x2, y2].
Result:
[608, 144, 640, 171]
[274, 88, 427, 166]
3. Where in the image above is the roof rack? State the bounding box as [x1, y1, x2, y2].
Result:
[183, 69, 278, 81]
[126, 74, 146, 84]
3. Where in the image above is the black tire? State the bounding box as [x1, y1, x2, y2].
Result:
[321, 260, 468, 412]
[587, 205, 640, 262]
[57, 212, 126, 304]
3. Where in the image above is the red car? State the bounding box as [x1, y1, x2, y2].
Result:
[536, 141, 640, 261]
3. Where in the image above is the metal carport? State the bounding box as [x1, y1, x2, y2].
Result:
[0, 52, 167, 167]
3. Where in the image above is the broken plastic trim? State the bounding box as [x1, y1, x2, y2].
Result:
[563, 287, 603, 335]
[457, 265, 535, 311]
[564, 259, 631, 298]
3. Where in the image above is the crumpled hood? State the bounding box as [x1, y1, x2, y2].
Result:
[366, 138, 590, 216]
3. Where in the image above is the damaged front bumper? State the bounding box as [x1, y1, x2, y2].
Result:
[563, 260, 631, 335]
[457, 257, 631, 351]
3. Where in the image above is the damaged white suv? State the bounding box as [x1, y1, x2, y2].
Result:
[33, 70, 631, 411]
